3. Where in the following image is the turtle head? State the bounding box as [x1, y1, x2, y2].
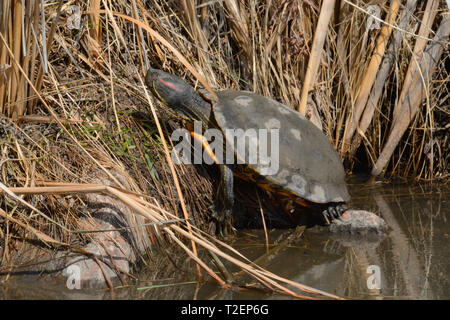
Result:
[145, 68, 210, 121]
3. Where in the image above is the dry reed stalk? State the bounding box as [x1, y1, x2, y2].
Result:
[2, 185, 109, 195]
[18, 3, 34, 116]
[173, 222, 340, 299]
[182, 224, 336, 298]
[181, 0, 209, 62]
[349, 0, 418, 160]
[332, 2, 354, 144]
[342, 0, 400, 154]
[298, 0, 336, 117]
[25, 1, 40, 114]
[82, 0, 103, 65]
[89, 0, 101, 41]
[371, 10, 449, 177]
[334, 4, 365, 149]
[0, 180, 80, 236]
[31, 0, 63, 112]
[223, 0, 250, 60]
[144, 86, 202, 276]
[131, 0, 149, 69]
[9, 0, 22, 118]
[392, 0, 439, 124]
[263, 1, 288, 69]
[0, 1, 8, 114]
[103, 3, 121, 132]
[256, 191, 269, 253]
[165, 228, 229, 287]
[2, 181, 339, 298]
[17, 115, 103, 125]
[0, 207, 63, 245]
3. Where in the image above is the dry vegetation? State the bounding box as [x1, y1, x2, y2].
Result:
[0, 0, 448, 298]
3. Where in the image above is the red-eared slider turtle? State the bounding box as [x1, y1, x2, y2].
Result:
[145, 68, 386, 233]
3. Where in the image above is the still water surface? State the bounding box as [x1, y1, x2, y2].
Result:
[1, 180, 448, 299]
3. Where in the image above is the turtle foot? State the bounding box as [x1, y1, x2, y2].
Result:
[209, 205, 235, 236]
[329, 209, 388, 235]
[321, 203, 347, 224]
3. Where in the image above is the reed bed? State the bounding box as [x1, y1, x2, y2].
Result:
[0, 0, 448, 298]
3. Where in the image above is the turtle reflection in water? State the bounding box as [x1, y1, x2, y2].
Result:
[145, 68, 387, 234]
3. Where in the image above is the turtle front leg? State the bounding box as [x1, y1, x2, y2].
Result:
[212, 163, 235, 235]
[322, 203, 348, 224]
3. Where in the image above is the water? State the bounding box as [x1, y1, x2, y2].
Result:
[1, 181, 449, 299]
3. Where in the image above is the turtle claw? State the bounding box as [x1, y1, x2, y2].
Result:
[322, 211, 331, 225]
[322, 203, 348, 224]
[337, 203, 348, 217]
[328, 207, 338, 219]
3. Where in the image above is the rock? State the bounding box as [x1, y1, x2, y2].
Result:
[62, 217, 133, 289]
[60, 171, 152, 288]
[2, 170, 153, 289]
[329, 209, 388, 235]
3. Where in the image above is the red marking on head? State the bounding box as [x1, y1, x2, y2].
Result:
[159, 78, 184, 93]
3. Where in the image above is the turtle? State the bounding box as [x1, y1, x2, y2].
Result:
[145, 67, 351, 231]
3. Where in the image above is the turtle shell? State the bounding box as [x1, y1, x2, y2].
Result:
[211, 90, 350, 204]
